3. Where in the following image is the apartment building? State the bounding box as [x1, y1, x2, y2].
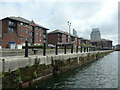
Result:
[90, 39, 113, 49]
[47, 29, 82, 47]
[80, 37, 90, 47]
[0, 16, 49, 48]
[47, 30, 69, 45]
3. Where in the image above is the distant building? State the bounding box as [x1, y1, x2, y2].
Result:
[73, 29, 77, 37]
[90, 28, 101, 40]
[90, 39, 113, 50]
[47, 29, 82, 47]
[115, 44, 120, 50]
[0, 16, 49, 48]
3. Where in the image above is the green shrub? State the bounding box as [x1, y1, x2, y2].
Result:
[22, 45, 44, 48]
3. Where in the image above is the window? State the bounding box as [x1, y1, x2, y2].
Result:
[26, 37, 28, 41]
[25, 24, 29, 27]
[40, 39, 42, 42]
[8, 27, 13, 32]
[40, 28, 43, 32]
[30, 39, 33, 43]
[8, 21, 14, 26]
[26, 31, 29, 34]
[20, 36, 23, 40]
[43, 30, 46, 34]
[20, 22, 23, 25]
[43, 35, 46, 39]
[40, 33, 42, 36]
[36, 39, 38, 41]
[30, 32, 32, 36]
[30, 26, 33, 30]
[20, 29, 23, 32]
[36, 27, 38, 30]
[36, 32, 38, 35]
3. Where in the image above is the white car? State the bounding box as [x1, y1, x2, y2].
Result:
[48, 44, 56, 48]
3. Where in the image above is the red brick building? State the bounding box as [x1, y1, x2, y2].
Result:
[47, 29, 83, 47]
[47, 30, 69, 45]
[0, 16, 49, 48]
[90, 39, 113, 49]
[80, 37, 90, 47]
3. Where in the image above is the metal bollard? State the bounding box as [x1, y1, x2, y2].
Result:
[81, 46, 82, 53]
[55, 44, 58, 55]
[43, 43, 46, 56]
[64, 44, 66, 54]
[76, 46, 78, 53]
[84, 47, 86, 52]
[25, 41, 28, 57]
[71, 45, 73, 53]
[87, 47, 88, 52]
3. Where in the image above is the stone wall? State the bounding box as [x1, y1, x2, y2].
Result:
[0, 50, 113, 88]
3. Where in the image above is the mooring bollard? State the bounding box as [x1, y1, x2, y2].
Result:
[2, 59, 5, 73]
[43, 43, 46, 56]
[84, 47, 86, 52]
[71, 45, 73, 53]
[25, 41, 28, 57]
[64, 44, 66, 54]
[76, 46, 78, 53]
[55, 44, 58, 55]
[87, 47, 88, 52]
[80, 46, 82, 53]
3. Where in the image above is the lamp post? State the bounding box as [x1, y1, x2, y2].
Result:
[68, 21, 71, 35]
[68, 21, 72, 52]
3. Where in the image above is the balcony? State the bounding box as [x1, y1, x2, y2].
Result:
[8, 21, 16, 27]
[9, 24, 16, 27]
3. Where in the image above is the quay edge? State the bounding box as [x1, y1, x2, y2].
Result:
[1, 50, 114, 88]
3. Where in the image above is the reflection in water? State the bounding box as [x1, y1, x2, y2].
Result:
[33, 51, 118, 88]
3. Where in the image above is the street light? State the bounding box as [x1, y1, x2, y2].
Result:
[68, 21, 72, 52]
[68, 21, 71, 35]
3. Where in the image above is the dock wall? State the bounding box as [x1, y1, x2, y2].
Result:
[0, 50, 113, 88]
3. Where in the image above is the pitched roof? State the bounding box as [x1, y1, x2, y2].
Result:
[7, 16, 30, 23]
[48, 29, 69, 35]
[3, 16, 49, 30]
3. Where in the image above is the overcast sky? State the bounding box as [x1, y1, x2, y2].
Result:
[0, 0, 119, 45]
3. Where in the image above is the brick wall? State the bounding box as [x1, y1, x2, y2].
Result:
[62, 34, 66, 43]
[47, 33, 58, 45]
[2, 32, 22, 48]
[1, 18, 46, 47]
[34, 28, 44, 45]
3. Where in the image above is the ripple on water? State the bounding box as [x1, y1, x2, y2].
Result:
[33, 51, 118, 88]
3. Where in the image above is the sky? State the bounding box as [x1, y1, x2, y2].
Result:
[0, 0, 119, 45]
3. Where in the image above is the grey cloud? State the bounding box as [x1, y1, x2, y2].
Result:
[0, 1, 118, 45]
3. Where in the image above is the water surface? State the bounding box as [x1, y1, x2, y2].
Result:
[33, 51, 118, 89]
